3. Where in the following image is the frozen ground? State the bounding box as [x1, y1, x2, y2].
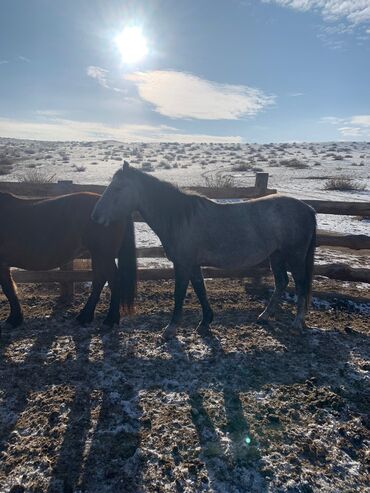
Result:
[1, 138, 369, 258]
[0, 279, 369, 493]
[0, 139, 369, 492]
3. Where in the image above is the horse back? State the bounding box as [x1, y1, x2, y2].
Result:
[0, 192, 124, 269]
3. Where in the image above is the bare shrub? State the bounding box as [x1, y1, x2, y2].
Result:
[158, 160, 172, 169]
[324, 176, 366, 191]
[0, 166, 13, 176]
[17, 169, 56, 183]
[233, 162, 252, 172]
[72, 165, 86, 172]
[0, 156, 14, 166]
[0, 156, 14, 175]
[203, 173, 235, 188]
[141, 162, 154, 172]
[279, 158, 309, 169]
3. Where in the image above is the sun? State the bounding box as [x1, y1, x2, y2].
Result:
[115, 26, 148, 64]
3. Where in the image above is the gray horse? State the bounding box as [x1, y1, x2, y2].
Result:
[92, 161, 316, 338]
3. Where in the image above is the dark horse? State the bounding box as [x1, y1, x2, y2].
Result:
[92, 162, 316, 338]
[0, 191, 137, 330]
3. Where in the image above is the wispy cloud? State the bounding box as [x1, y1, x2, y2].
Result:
[320, 116, 346, 125]
[0, 60, 8, 65]
[87, 65, 111, 89]
[87, 65, 124, 93]
[338, 127, 363, 138]
[18, 55, 31, 62]
[265, 0, 370, 25]
[350, 115, 370, 126]
[321, 114, 370, 139]
[125, 70, 274, 120]
[0, 116, 242, 143]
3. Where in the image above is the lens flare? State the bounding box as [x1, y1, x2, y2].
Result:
[115, 26, 148, 64]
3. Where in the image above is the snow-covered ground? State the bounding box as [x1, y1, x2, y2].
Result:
[1, 138, 369, 248]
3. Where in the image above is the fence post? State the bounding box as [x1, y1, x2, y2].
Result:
[59, 261, 75, 303]
[255, 172, 269, 195]
[54, 180, 74, 195]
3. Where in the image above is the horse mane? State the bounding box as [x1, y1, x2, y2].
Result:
[127, 167, 206, 227]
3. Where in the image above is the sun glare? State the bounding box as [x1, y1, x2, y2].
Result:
[115, 26, 148, 64]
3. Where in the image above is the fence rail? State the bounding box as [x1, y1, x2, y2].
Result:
[0, 172, 276, 199]
[11, 262, 370, 285]
[1, 174, 370, 299]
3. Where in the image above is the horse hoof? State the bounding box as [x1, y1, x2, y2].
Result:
[162, 324, 177, 341]
[196, 323, 210, 337]
[76, 314, 94, 326]
[2, 322, 16, 331]
[103, 314, 120, 327]
[4, 318, 23, 329]
[102, 319, 119, 329]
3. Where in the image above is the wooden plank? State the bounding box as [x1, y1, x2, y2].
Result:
[314, 264, 370, 283]
[184, 186, 276, 199]
[305, 199, 370, 217]
[12, 265, 269, 283]
[59, 261, 75, 302]
[0, 180, 276, 200]
[12, 269, 93, 283]
[137, 246, 165, 258]
[0, 181, 104, 197]
[316, 232, 370, 250]
[74, 247, 166, 263]
[2, 181, 369, 216]
[73, 232, 370, 265]
[11, 263, 370, 284]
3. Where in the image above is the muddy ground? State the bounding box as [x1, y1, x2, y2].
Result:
[0, 277, 369, 493]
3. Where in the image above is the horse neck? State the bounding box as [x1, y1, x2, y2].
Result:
[135, 176, 168, 239]
[134, 172, 186, 241]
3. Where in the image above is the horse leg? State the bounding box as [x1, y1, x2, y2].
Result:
[0, 266, 23, 328]
[258, 251, 289, 322]
[103, 260, 121, 328]
[163, 264, 190, 340]
[287, 251, 308, 331]
[190, 266, 214, 335]
[76, 256, 106, 325]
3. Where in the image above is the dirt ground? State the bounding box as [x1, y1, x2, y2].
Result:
[0, 277, 369, 493]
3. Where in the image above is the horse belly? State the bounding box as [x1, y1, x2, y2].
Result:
[198, 242, 271, 269]
[2, 238, 83, 271]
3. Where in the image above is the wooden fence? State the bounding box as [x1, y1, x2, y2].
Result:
[1, 173, 370, 300]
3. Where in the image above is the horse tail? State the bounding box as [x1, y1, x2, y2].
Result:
[304, 210, 316, 310]
[118, 215, 137, 313]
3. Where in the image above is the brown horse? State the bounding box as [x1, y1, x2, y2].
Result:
[0, 191, 137, 330]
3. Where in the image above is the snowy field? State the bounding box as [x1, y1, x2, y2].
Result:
[1, 139, 369, 493]
[1, 138, 369, 246]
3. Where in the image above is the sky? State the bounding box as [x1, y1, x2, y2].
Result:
[0, 0, 369, 143]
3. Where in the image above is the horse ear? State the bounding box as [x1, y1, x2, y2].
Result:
[123, 160, 130, 170]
